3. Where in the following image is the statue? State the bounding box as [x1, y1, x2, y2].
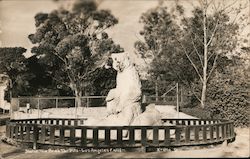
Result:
[85, 52, 162, 128]
[106, 52, 142, 125]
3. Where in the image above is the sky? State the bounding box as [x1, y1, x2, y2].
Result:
[0, 0, 160, 62]
[0, 0, 58, 52]
[0, 0, 249, 65]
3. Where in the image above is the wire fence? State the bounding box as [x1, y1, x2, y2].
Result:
[9, 94, 179, 120]
[8, 84, 181, 119]
[11, 95, 178, 110]
[10, 96, 106, 119]
[11, 96, 106, 109]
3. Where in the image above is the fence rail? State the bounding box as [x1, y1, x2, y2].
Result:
[143, 96, 177, 105]
[11, 95, 177, 110]
[10, 95, 179, 119]
[12, 96, 107, 108]
[6, 118, 235, 150]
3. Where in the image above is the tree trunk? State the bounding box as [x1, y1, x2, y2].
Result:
[201, 80, 207, 108]
[155, 78, 159, 102]
[201, 1, 208, 109]
[74, 89, 82, 108]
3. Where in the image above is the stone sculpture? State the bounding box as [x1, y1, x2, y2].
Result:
[85, 52, 162, 127]
[106, 52, 142, 125]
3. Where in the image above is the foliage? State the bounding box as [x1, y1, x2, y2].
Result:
[173, 2, 247, 108]
[141, 80, 155, 95]
[179, 6, 241, 85]
[88, 66, 117, 96]
[181, 64, 249, 127]
[3, 55, 68, 99]
[0, 47, 26, 78]
[0, 47, 29, 99]
[206, 57, 250, 127]
[135, 2, 246, 108]
[28, 0, 123, 100]
[24, 56, 60, 96]
[134, 6, 191, 84]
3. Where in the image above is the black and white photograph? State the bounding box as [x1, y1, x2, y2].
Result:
[0, 0, 249, 158]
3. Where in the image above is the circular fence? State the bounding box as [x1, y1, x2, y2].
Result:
[5, 118, 235, 151]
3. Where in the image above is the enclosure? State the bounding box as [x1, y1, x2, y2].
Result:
[5, 118, 235, 151]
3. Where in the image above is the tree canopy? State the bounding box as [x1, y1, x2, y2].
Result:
[134, 6, 196, 91]
[135, 1, 247, 108]
[28, 0, 123, 100]
[0, 47, 28, 99]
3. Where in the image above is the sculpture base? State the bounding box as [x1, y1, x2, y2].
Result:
[81, 104, 175, 140]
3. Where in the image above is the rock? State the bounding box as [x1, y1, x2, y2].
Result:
[131, 104, 162, 126]
[131, 104, 163, 140]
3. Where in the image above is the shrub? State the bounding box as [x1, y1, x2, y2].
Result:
[206, 74, 249, 127]
[181, 70, 249, 127]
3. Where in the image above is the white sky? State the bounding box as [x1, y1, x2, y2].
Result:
[0, 0, 249, 64]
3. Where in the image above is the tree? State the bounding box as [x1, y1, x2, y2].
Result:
[134, 6, 191, 96]
[135, 0, 248, 108]
[29, 0, 123, 106]
[177, 0, 248, 108]
[0, 47, 28, 99]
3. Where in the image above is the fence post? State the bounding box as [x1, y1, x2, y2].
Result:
[164, 127, 170, 145]
[105, 128, 111, 145]
[56, 98, 58, 108]
[129, 127, 135, 145]
[175, 127, 181, 145]
[17, 98, 20, 110]
[87, 97, 89, 107]
[37, 98, 40, 118]
[141, 127, 147, 146]
[6, 122, 10, 137]
[185, 126, 190, 143]
[176, 83, 179, 118]
[33, 125, 38, 150]
[155, 77, 159, 102]
[73, 97, 77, 118]
[93, 128, 99, 146]
[153, 127, 159, 145]
[180, 86, 183, 107]
[117, 128, 123, 145]
[81, 127, 87, 146]
[74, 97, 76, 107]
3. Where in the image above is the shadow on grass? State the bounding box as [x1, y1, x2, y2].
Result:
[50, 152, 172, 159]
[1, 148, 25, 158]
[50, 152, 106, 159]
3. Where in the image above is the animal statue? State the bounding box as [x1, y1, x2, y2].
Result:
[105, 52, 142, 125]
[85, 52, 162, 129]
